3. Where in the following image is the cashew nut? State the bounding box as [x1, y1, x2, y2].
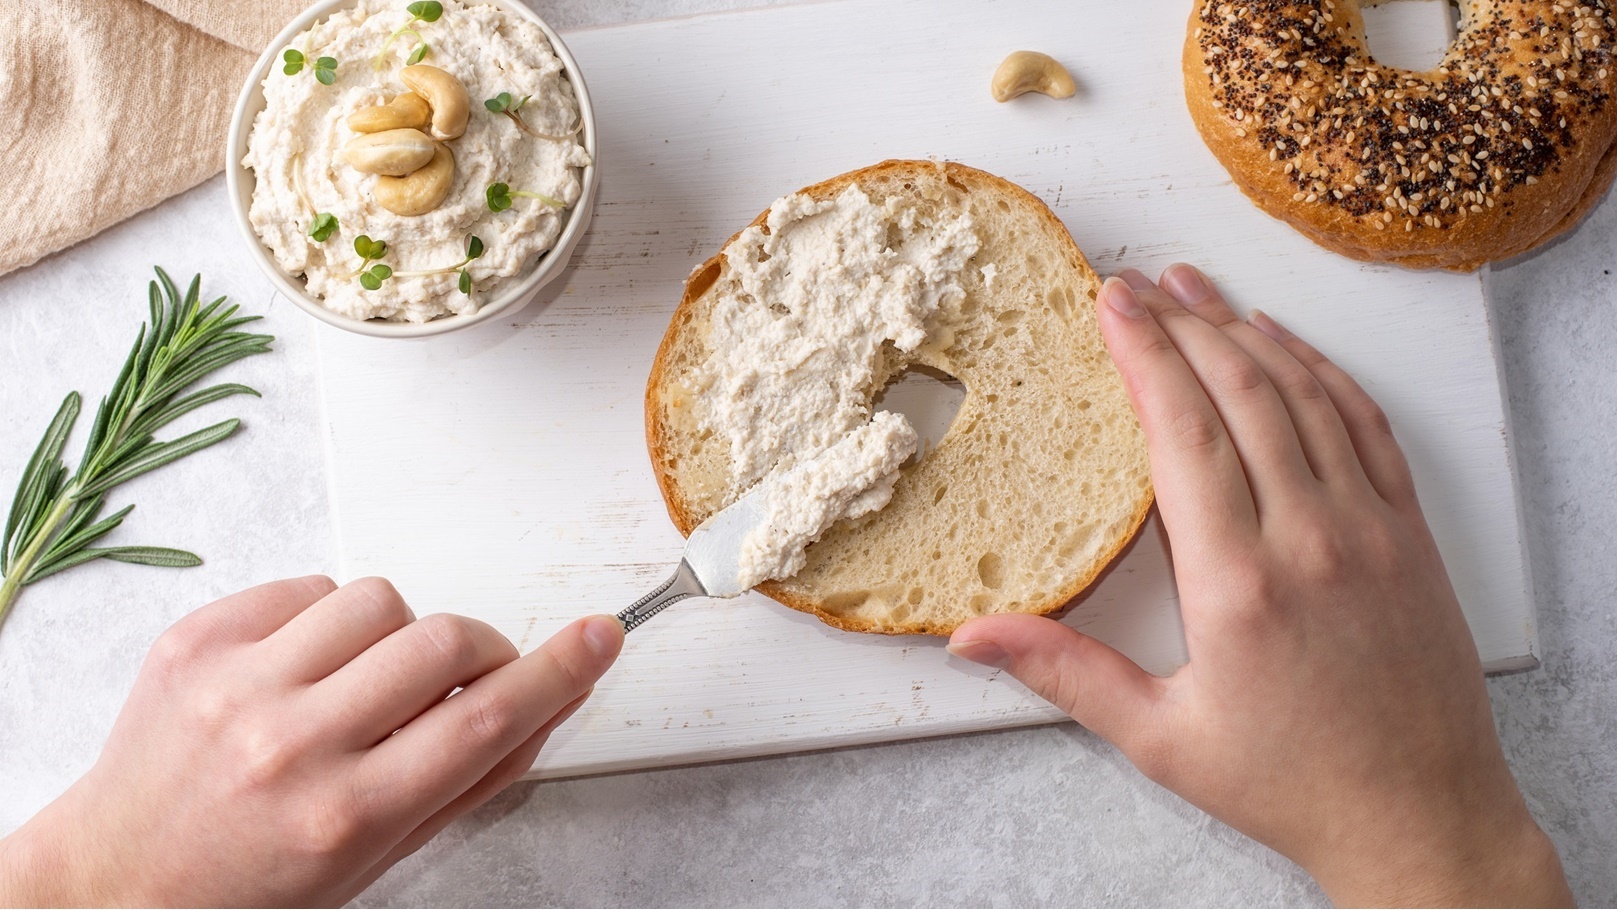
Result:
[991, 51, 1076, 102]
[373, 142, 455, 216]
[341, 128, 436, 176]
[346, 92, 431, 133]
[400, 65, 470, 140]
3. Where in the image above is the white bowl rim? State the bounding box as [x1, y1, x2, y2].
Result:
[224, 0, 598, 339]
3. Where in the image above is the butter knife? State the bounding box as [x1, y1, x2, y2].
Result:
[616, 485, 768, 632]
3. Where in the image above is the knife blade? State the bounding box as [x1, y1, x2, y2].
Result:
[615, 484, 768, 632]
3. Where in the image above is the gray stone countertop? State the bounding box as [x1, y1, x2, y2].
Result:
[1, 1, 1614, 906]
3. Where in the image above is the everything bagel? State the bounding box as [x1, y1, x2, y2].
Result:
[1184, 0, 1617, 270]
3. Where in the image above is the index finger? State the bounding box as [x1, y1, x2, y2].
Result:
[357, 614, 624, 827]
[1096, 277, 1258, 547]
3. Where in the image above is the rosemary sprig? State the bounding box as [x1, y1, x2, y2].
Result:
[0, 269, 274, 633]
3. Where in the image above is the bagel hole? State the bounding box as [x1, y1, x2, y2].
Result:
[1360, 0, 1460, 72]
[874, 365, 966, 463]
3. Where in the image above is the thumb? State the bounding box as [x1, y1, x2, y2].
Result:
[948, 614, 1163, 750]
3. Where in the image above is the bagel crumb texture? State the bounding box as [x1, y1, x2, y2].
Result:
[1186, 0, 1617, 269]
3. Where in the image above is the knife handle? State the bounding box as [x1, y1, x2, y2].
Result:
[617, 560, 707, 633]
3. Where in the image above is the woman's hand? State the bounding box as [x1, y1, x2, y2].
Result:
[0, 576, 623, 907]
[948, 265, 1572, 906]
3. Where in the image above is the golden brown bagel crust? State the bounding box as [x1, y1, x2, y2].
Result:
[645, 161, 1154, 636]
[1184, 0, 1617, 271]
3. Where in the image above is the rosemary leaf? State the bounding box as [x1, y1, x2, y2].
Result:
[127, 384, 261, 440]
[3, 393, 79, 568]
[99, 547, 205, 568]
[24, 548, 115, 584]
[53, 493, 109, 548]
[41, 504, 134, 564]
[79, 420, 241, 498]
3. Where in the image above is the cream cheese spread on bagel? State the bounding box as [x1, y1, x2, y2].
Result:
[647, 160, 1153, 636]
[695, 185, 981, 589]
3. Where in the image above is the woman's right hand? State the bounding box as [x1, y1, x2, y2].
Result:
[949, 265, 1572, 906]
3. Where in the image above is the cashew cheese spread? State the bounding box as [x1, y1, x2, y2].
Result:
[243, 0, 590, 323]
[696, 185, 980, 590]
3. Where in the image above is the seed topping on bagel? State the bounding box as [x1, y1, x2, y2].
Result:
[1193, 0, 1615, 234]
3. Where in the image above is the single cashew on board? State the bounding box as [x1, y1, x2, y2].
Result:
[374, 142, 456, 216]
[991, 51, 1075, 102]
[348, 92, 432, 133]
[401, 64, 470, 140]
[342, 128, 437, 176]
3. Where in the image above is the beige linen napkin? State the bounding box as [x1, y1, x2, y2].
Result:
[0, 0, 312, 277]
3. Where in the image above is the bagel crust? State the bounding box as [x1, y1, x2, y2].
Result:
[645, 161, 1153, 636]
[1184, 0, 1617, 270]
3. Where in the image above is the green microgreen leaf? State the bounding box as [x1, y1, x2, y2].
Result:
[466, 235, 484, 260]
[485, 92, 512, 113]
[359, 264, 393, 291]
[486, 182, 512, 212]
[309, 212, 338, 242]
[407, 1, 443, 21]
[406, 43, 430, 65]
[458, 269, 471, 295]
[314, 56, 338, 85]
[282, 48, 305, 74]
[354, 235, 387, 261]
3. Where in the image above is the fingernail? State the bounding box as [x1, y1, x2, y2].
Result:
[582, 615, 625, 658]
[945, 639, 1012, 670]
[1117, 269, 1155, 292]
[1161, 264, 1211, 305]
[1099, 278, 1145, 318]
[1249, 309, 1293, 342]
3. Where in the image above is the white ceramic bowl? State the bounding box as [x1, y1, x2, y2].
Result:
[226, 0, 598, 338]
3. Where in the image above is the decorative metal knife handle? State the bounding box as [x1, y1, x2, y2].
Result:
[617, 560, 707, 633]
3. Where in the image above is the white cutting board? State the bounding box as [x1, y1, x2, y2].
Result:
[314, 0, 1536, 779]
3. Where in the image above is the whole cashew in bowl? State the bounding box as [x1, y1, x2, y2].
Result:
[991, 51, 1076, 102]
[342, 128, 437, 175]
[347, 92, 431, 133]
[400, 65, 470, 140]
[374, 142, 455, 215]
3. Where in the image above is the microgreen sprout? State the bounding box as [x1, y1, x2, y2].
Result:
[309, 213, 339, 243]
[353, 236, 392, 290]
[484, 92, 528, 113]
[485, 182, 565, 213]
[375, 1, 444, 69]
[484, 91, 582, 140]
[284, 49, 338, 84]
[384, 236, 486, 295]
[458, 236, 484, 294]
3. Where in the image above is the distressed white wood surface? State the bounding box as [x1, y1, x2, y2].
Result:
[314, 0, 1535, 779]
